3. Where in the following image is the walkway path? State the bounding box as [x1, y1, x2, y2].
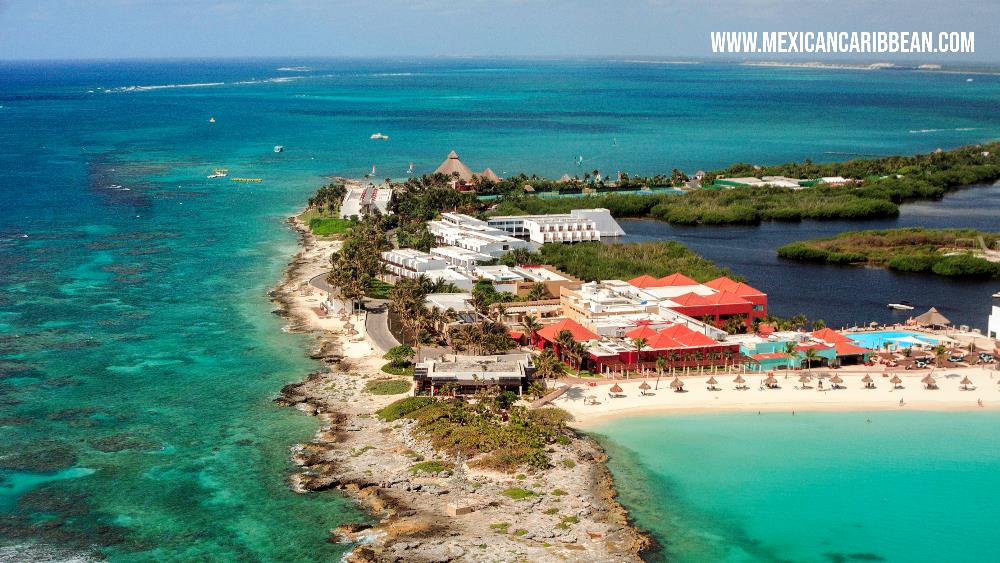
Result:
[309, 273, 399, 353]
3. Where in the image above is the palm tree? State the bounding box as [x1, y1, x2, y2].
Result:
[803, 348, 820, 372]
[556, 330, 576, 366]
[631, 337, 647, 375]
[522, 314, 542, 346]
[655, 355, 667, 390]
[534, 350, 564, 381]
[933, 344, 948, 367]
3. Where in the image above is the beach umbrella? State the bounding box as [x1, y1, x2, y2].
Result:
[829, 374, 844, 385]
[890, 375, 903, 388]
[763, 375, 778, 386]
[733, 375, 746, 384]
[922, 375, 937, 388]
[798, 375, 811, 383]
[706, 376, 718, 385]
[960, 376, 973, 390]
[609, 383, 623, 395]
[862, 374, 874, 383]
[670, 377, 684, 390]
[639, 381, 651, 390]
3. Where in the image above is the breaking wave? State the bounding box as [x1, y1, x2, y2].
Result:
[909, 127, 978, 134]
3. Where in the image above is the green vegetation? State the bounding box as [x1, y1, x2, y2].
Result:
[380, 362, 414, 376]
[308, 217, 354, 236]
[556, 515, 580, 529]
[376, 396, 436, 421]
[376, 390, 574, 472]
[500, 488, 539, 500]
[513, 528, 528, 536]
[490, 522, 511, 533]
[488, 142, 1000, 225]
[778, 228, 1000, 279]
[327, 213, 392, 312]
[409, 460, 454, 475]
[364, 378, 411, 395]
[501, 241, 733, 282]
[365, 279, 394, 299]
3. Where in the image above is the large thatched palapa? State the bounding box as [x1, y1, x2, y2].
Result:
[911, 307, 951, 327]
[434, 150, 475, 182]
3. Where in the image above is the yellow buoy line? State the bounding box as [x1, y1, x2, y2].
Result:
[230, 177, 263, 183]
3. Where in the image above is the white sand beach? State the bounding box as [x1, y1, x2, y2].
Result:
[554, 367, 1000, 427]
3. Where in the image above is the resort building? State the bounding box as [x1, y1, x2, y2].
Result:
[339, 184, 392, 219]
[728, 327, 874, 371]
[413, 354, 536, 396]
[427, 213, 532, 257]
[473, 264, 580, 297]
[625, 274, 767, 331]
[486, 208, 625, 243]
[430, 246, 495, 271]
[380, 248, 475, 290]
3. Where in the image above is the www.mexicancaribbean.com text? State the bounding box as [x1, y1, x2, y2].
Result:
[711, 31, 974, 54]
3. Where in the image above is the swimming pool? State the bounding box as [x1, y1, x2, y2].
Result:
[849, 330, 938, 350]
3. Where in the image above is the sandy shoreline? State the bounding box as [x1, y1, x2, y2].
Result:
[556, 369, 1000, 429]
[270, 214, 648, 562]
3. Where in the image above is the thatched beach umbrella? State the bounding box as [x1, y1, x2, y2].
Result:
[639, 381, 651, 390]
[763, 375, 778, 387]
[960, 376, 973, 390]
[706, 376, 718, 385]
[733, 375, 746, 384]
[798, 375, 811, 384]
[890, 375, 903, 389]
[922, 375, 937, 388]
[670, 377, 684, 391]
[609, 383, 623, 395]
[829, 374, 844, 386]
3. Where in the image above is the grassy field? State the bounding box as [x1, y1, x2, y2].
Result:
[778, 228, 1000, 279]
[297, 208, 354, 237]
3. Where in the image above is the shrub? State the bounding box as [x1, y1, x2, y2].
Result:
[364, 379, 411, 395]
[376, 397, 435, 421]
[931, 254, 1000, 278]
[380, 362, 414, 376]
[500, 488, 538, 500]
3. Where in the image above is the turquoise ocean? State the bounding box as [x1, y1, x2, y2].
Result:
[1, 59, 998, 560]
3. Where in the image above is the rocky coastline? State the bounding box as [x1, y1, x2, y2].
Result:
[268, 214, 650, 562]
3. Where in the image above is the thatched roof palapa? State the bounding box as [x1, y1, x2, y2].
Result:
[639, 381, 651, 390]
[912, 307, 951, 327]
[706, 376, 718, 385]
[890, 375, 903, 384]
[609, 383, 624, 394]
[434, 150, 475, 182]
[733, 375, 746, 384]
[670, 377, 684, 389]
[862, 374, 874, 383]
[476, 167, 501, 182]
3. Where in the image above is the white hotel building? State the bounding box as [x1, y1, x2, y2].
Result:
[487, 208, 624, 244]
[427, 213, 532, 257]
[380, 248, 474, 290]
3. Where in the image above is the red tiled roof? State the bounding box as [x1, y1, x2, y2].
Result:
[669, 292, 714, 306]
[705, 276, 765, 296]
[834, 341, 871, 356]
[625, 325, 660, 339]
[756, 323, 776, 335]
[645, 332, 684, 350]
[752, 352, 790, 360]
[656, 324, 719, 347]
[509, 330, 525, 340]
[795, 342, 832, 352]
[811, 328, 852, 344]
[627, 274, 661, 288]
[535, 318, 600, 342]
[657, 273, 699, 286]
[702, 291, 751, 306]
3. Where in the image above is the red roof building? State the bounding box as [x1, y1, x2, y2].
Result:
[535, 318, 600, 350]
[810, 328, 852, 344]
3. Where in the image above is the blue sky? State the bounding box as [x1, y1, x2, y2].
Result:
[0, 0, 996, 61]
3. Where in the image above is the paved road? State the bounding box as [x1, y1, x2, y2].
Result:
[309, 272, 399, 353]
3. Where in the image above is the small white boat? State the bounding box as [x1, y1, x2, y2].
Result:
[273, 145, 284, 153]
[993, 291, 1000, 298]
[209, 117, 216, 123]
[887, 303, 914, 310]
[370, 132, 389, 140]
[207, 168, 228, 179]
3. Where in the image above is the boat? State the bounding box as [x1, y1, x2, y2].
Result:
[209, 117, 216, 123]
[273, 145, 284, 153]
[887, 303, 914, 310]
[993, 291, 1000, 298]
[207, 169, 228, 179]
[370, 132, 389, 140]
